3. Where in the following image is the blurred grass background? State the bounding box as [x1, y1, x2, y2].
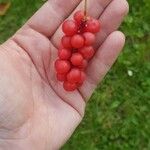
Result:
[0, 0, 150, 149]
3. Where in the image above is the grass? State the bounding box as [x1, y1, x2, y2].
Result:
[0, 0, 150, 149]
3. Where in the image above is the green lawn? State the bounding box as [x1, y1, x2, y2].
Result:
[0, 0, 150, 149]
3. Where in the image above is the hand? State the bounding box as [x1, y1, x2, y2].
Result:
[0, 0, 129, 149]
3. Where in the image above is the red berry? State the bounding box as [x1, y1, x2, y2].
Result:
[85, 19, 100, 33]
[71, 34, 84, 48]
[67, 68, 81, 83]
[57, 73, 66, 82]
[83, 32, 96, 46]
[79, 46, 95, 60]
[79, 59, 88, 70]
[71, 53, 84, 66]
[63, 81, 77, 91]
[58, 48, 71, 60]
[61, 36, 72, 48]
[62, 20, 78, 36]
[77, 71, 86, 86]
[74, 10, 84, 24]
[55, 59, 71, 74]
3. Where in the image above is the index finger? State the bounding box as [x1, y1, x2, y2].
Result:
[20, 0, 81, 37]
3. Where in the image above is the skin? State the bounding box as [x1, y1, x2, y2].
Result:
[0, 0, 129, 149]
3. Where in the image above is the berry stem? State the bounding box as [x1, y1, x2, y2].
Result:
[84, 0, 88, 20]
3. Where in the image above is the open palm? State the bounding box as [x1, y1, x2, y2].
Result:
[0, 0, 128, 149]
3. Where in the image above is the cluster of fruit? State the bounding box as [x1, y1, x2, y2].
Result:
[55, 10, 100, 91]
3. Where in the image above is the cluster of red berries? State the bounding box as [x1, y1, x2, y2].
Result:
[55, 10, 100, 91]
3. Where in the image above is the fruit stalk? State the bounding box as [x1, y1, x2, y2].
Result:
[84, 0, 88, 19]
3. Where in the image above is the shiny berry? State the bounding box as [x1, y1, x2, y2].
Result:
[74, 10, 84, 24]
[63, 81, 77, 91]
[83, 32, 96, 46]
[71, 34, 84, 48]
[55, 59, 71, 74]
[58, 48, 71, 60]
[79, 59, 88, 70]
[62, 20, 78, 36]
[61, 36, 72, 48]
[79, 46, 95, 60]
[57, 73, 66, 82]
[67, 68, 81, 83]
[71, 53, 84, 66]
[85, 19, 100, 33]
